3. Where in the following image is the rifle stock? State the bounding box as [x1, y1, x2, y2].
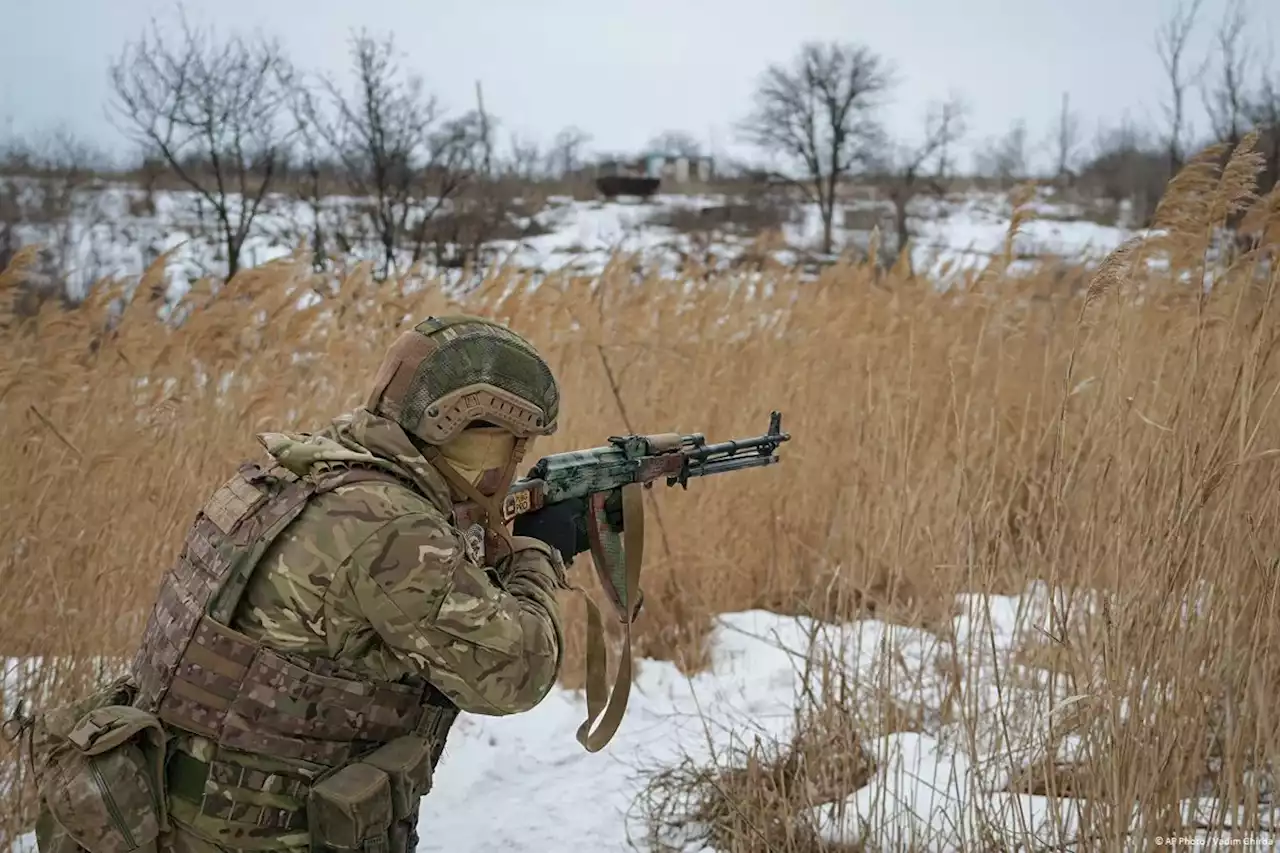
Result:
[451, 478, 549, 531]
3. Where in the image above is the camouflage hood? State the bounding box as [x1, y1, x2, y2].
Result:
[256, 407, 454, 515]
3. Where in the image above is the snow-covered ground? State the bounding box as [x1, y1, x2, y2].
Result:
[6, 583, 1276, 852]
[2, 180, 1138, 304]
[0, 184, 1224, 848]
[909, 193, 1135, 279]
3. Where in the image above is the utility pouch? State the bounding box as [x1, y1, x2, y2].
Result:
[307, 762, 394, 852]
[26, 684, 168, 853]
[359, 736, 435, 821]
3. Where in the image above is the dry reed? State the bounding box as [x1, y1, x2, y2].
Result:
[1, 142, 1279, 849]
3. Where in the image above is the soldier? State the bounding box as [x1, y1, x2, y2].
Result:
[29, 315, 592, 853]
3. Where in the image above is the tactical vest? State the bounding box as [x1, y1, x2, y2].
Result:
[129, 459, 458, 848]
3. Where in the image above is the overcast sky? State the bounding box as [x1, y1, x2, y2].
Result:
[4, 0, 1278, 172]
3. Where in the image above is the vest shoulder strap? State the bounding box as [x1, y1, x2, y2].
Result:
[206, 463, 410, 623]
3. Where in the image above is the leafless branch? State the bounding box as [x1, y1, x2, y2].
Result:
[107, 13, 298, 279]
[546, 126, 592, 178]
[1155, 0, 1207, 175]
[974, 121, 1029, 185]
[506, 134, 545, 182]
[1202, 0, 1253, 148]
[1078, 118, 1168, 226]
[1053, 92, 1082, 183]
[737, 41, 894, 255]
[1244, 54, 1280, 193]
[298, 30, 480, 278]
[880, 95, 969, 272]
[647, 131, 703, 160]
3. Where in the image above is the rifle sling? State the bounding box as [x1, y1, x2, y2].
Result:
[429, 442, 641, 753]
[574, 481, 644, 753]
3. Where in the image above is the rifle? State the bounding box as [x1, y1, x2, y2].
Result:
[453, 410, 791, 530]
[452, 411, 791, 753]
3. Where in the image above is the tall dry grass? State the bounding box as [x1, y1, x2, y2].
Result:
[1, 139, 1279, 848]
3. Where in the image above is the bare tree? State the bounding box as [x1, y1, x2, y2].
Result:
[974, 120, 1029, 184]
[472, 80, 495, 180]
[1053, 92, 1082, 184]
[108, 15, 298, 279]
[1155, 0, 1206, 177]
[287, 87, 337, 269]
[0, 126, 123, 310]
[546, 126, 592, 178]
[1202, 0, 1252, 148]
[738, 41, 894, 255]
[303, 31, 478, 278]
[1245, 68, 1280, 193]
[1079, 118, 1167, 225]
[879, 95, 968, 273]
[646, 130, 703, 159]
[506, 133, 545, 182]
[421, 107, 524, 269]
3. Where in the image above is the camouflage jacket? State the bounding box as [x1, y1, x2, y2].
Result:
[237, 407, 568, 710]
[165, 407, 568, 847]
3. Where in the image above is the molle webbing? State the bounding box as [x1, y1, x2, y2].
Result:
[130, 460, 446, 766]
[164, 698, 459, 832]
[167, 750, 309, 830]
[168, 750, 309, 806]
[154, 617, 429, 765]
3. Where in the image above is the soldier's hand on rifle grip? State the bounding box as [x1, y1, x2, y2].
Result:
[602, 489, 625, 531]
[513, 496, 591, 561]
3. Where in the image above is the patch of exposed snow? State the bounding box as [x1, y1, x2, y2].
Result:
[3, 181, 1143, 308]
[6, 583, 1275, 851]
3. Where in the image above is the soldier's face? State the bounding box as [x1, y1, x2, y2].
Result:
[439, 427, 519, 495]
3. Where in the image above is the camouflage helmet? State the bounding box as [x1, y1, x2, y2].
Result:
[366, 315, 560, 445]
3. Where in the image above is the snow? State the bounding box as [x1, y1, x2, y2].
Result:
[4, 181, 1139, 306]
[487, 194, 698, 275]
[10, 582, 1273, 851]
[908, 193, 1135, 282]
[0, 180, 1247, 850]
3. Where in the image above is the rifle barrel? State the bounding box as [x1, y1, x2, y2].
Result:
[689, 434, 788, 461]
[674, 455, 779, 481]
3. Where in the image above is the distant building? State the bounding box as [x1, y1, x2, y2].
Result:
[596, 153, 715, 184]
